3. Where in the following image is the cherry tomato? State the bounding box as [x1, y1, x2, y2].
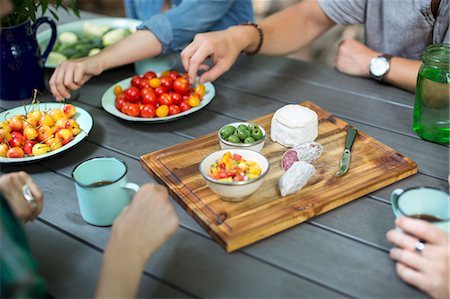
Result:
[143, 71, 157, 80]
[160, 76, 173, 90]
[168, 71, 180, 81]
[139, 79, 151, 89]
[149, 78, 161, 88]
[115, 94, 127, 110]
[181, 73, 189, 80]
[160, 70, 170, 78]
[168, 105, 181, 115]
[194, 84, 206, 98]
[173, 77, 190, 94]
[121, 102, 131, 114]
[170, 92, 182, 105]
[188, 95, 200, 107]
[159, 93, 173, 106]
[154, 86, 167, 97]
[125, 87, 140, 102]
[126, 103, 140, 117]
[142, 92, 157, 105]
[140, 104, 156, 118]
[113, 85, 123, 95]
[141, 87, 154, 96]
[182, 94, 190, 102]
[155, 105, 169, 117]
[179, 100, 192, 112]
[130, 75, 142, 88]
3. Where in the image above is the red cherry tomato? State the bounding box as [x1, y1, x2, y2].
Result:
[173, 77, 190, 94]
[126, 103, 140, 117]
[121, 102, 131, 114]
[179, 100, 192, 112]
[125, 87, 140, 102]
[160, 76, 173, 90]
[170, 92, 182, 105]
[154, 86, 167, 97]
[115, 93, 127, 110]
[182, 94, 190, 102]
[168, 105, 181, 115]
[141, 87, 154, 96]
[143, 71, 157, 80]
[142, 92, 157, 105]
[168, 71, 180, 81]
[139, 79, 151, 89]
[140, 104, 156, 118]
[130, 75, 142, 88]
[159, 93, 173, 106]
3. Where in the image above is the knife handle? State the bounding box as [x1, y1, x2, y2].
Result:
[345, 128, 358, 150]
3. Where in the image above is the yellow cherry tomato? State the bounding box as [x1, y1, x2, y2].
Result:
[188, 95, 200, 107]
[149, 78, 161, 88]
[160, 70, 170, 78]
[155, 105, 169, 117]
[113, 85, 123, 95]
[194, 84, 206, 98]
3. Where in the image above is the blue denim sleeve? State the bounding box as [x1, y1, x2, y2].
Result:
[137, 0, 253, 54]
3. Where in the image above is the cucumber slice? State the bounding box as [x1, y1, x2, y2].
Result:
[46, 52, 67, 66]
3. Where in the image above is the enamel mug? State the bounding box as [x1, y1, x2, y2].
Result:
[391, 187, 449, 233]
[72, 157, 139, 226]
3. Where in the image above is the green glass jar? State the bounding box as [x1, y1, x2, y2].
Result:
[413, 43, 450, 143]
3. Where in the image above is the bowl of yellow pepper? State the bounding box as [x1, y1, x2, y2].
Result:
[199, 150, 270, 202]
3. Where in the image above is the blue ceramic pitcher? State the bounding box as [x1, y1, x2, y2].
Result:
[0, 17, 57, 100]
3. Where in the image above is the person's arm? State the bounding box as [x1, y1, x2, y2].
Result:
[181, 0, 335, 84]
[49, 30, 162, 101]
[95, 184, 179, 298]
[335, 39, 421, 92]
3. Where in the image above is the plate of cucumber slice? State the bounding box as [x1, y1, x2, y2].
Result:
[37, 18, 141, 68]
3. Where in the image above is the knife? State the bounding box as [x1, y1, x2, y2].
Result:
[335, 127, 357, 177]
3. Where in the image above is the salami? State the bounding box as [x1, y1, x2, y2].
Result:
[281, 149, 299, 171]
[279, 161, 316, 197]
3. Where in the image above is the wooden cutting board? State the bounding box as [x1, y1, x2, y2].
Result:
[141, 102, 417, 252]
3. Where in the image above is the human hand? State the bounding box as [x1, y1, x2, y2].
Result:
[387, 217, 450, 299]
[335, 39, 380, 78]
[49, 56, 104, 101]
[181, 26, 257, 85]
[107, 184, 179, 262]
[0, 172, 44, 222]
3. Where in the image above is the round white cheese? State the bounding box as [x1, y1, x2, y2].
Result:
[270, 105, 318, 147]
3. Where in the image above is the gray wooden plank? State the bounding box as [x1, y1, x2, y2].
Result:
[5, 165, 344, 298]
[235, 55, 415, 108]
[26, 221, 191, 298]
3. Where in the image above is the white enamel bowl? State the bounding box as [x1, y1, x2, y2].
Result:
[217, 122, 266, 153]
[199, 149, 270, 202]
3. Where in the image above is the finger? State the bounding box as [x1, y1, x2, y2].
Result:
[54, 64, 72, 100]
[396, 217, 444, 244]
[198, 64, 210, 71]
[181, 42, 199, 72]
[188, 44, 214, 84]
[24, 177, 44, 218]
[73, 66, 85, 86]
[386, 229, 420, 252]
[198, 60, 230, 84]
[390, 248, 427, 270]
[395, 263, 430, 293]
[49, 70, 64, 101]
[63, 63, 81, 91]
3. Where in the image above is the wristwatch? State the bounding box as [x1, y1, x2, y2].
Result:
[369, 54, 393, 81]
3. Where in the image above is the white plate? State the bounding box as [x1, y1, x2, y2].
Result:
[0, 103, 93, 163]
[37, 17, 141, 68]
[101, 77, 216, 123]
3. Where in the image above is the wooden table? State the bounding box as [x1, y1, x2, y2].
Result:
[1, 11, 448, 298]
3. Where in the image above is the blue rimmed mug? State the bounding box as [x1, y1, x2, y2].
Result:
[391, 187, 449, 233]
[72, 157, 139, 226]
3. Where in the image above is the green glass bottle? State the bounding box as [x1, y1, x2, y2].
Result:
[413, 43, 450, 143]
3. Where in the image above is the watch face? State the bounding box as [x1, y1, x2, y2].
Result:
[370, 57, 389, 77]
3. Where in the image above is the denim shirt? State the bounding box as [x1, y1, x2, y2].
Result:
[124, 0, 254, 54]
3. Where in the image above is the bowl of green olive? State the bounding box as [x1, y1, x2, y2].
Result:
[218, 122, 266, 152]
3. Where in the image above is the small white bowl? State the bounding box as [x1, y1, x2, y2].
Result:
[217, 122, 266, 153]
[199, 149, 270, 202]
